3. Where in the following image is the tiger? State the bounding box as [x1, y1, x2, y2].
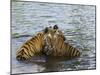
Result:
[16, 25, 80, 61]
[43, 25, 81, 58]
[16, 26, 54, 61]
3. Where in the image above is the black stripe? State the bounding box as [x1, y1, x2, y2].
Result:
[29, 41, 34, 45]
[29, 40, 37, 54]
[68, 45, 72, 56]
[22, 49, 30, 57]
[73, 49, 77, 56]
[29, 44, 35, 54]
[28, 42, 35, 53]
[24, 44, 31, 57]
[28, 43, 36, 56]
[26, 43, 34, 57]
[67, 45, 70, 56]
[77, 50, 80, 56]
[72, 48, 76, 57]
[30, 39, 35, 43]
[69, 46, 73, 56]
[35, 36, 39, 43]
[23, 45, 29, 51]
[71, 47, 74, 57]
[66, 44, 69, 56]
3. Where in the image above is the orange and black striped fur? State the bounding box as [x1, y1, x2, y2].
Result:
[16, 25, 80, 61]
[43, 25, 80, 58]
[16, 27, 53, 61]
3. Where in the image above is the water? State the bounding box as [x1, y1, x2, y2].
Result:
[11, 1, 96, 74]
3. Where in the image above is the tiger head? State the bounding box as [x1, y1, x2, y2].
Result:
[43, 25, 66, 55]
[43, 25, 65, 41]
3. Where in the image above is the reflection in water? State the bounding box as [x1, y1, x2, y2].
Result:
[11, 1, 96, 74]
[43, 57, 76, 72]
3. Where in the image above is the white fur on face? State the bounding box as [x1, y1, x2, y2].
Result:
[54, 35, 57, 38]
[48, 33, 52, 38]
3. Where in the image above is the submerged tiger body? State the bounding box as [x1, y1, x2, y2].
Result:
[43, 25, 81, 58]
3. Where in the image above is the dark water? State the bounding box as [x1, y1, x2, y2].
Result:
[11, 1, 96, 74]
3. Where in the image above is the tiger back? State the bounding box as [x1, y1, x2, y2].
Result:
[16, 32, 45, 61]
[51, 34, 80, 58]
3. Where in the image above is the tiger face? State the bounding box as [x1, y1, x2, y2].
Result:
[43, 25, 66, 55]
[44, 25, 65, 41]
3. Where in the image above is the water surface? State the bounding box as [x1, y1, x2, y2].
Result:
[11, 1, 96, 74]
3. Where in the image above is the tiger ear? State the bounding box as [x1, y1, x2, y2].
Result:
[53, 25, 59, 29]
[44, 27, 48, 33]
